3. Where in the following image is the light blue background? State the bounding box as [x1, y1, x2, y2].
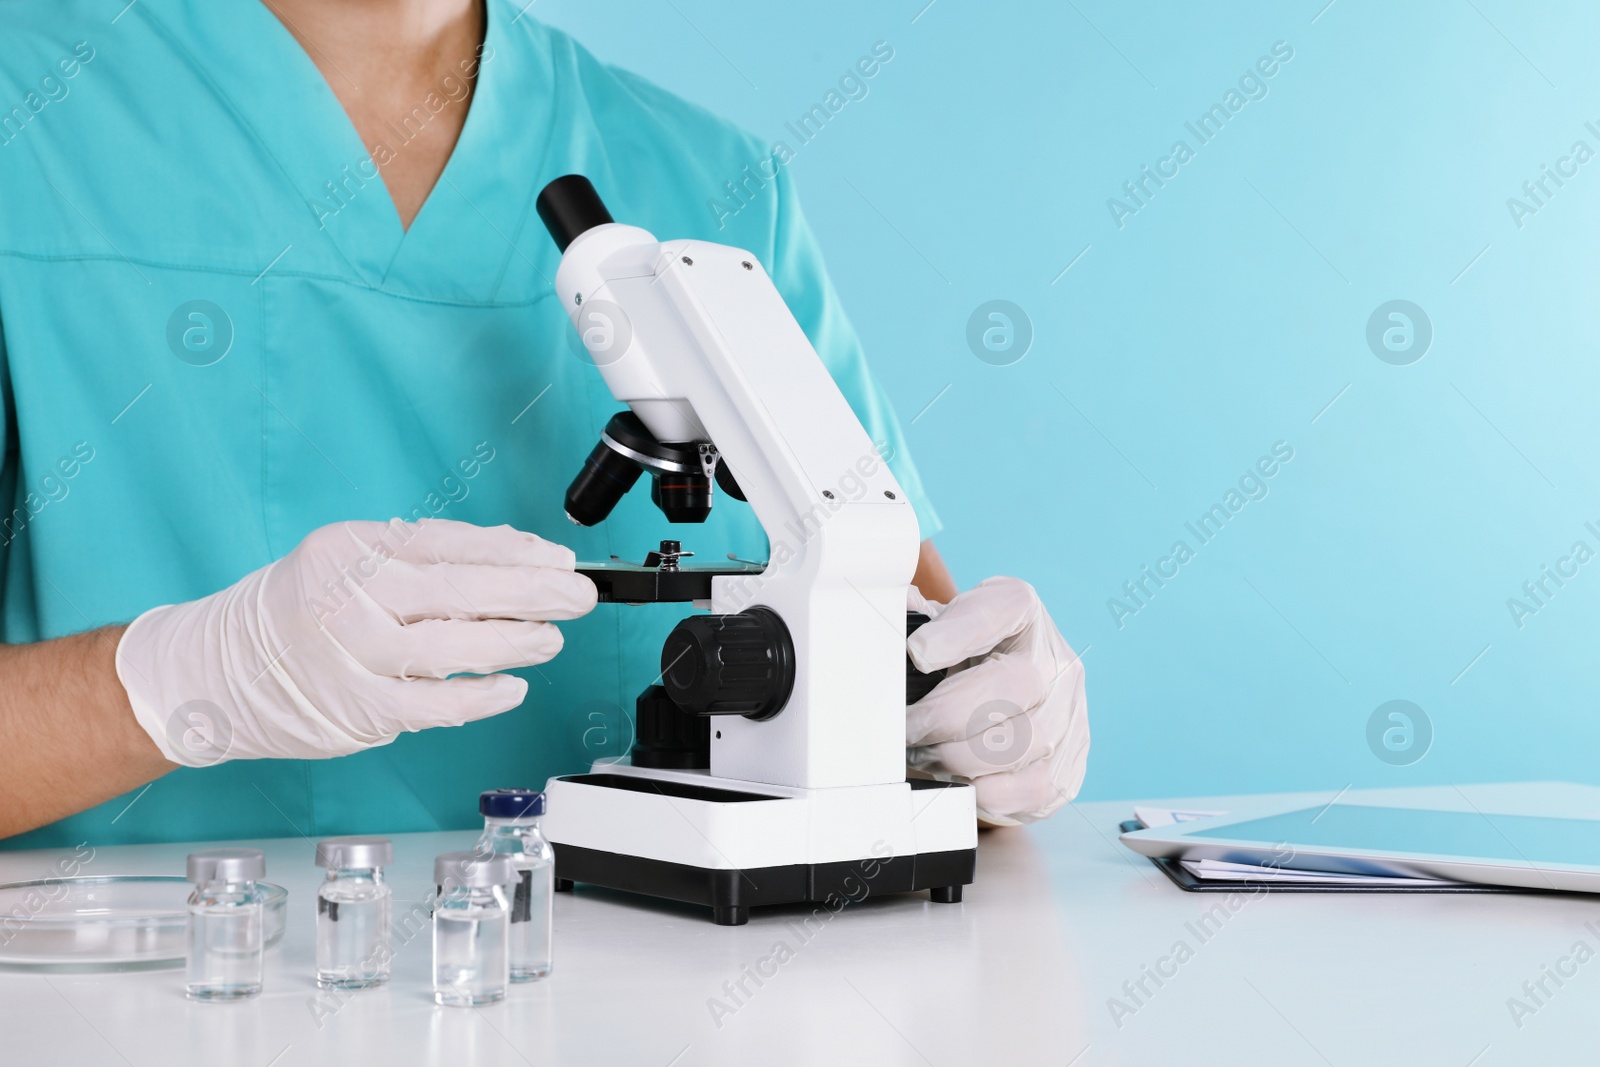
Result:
[535, 0, 1600, 801]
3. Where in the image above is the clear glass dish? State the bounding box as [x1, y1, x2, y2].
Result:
[0, 876, 287, 970]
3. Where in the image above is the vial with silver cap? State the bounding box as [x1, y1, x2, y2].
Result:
[314, 836, 394, 989]
[476, 789, 554, 980]
[432, 850, 514, 1006]
[186, 847, 266, 1002]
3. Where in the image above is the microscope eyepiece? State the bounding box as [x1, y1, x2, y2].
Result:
[537, 175, 614, 253]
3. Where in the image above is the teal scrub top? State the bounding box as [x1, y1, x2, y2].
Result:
[0, 0, 940, 848]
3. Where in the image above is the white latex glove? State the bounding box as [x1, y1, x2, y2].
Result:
[117, 519, 597, 766]
[906, 577, 1089, 825]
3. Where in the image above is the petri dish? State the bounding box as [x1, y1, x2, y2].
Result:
[0, 876, 287, 969]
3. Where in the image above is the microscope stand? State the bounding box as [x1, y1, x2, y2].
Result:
[544, 765, 978, 926]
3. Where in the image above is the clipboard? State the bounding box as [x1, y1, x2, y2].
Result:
[1118, 821, 1540, 894]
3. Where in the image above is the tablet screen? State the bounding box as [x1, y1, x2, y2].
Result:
[1183, 804, 1600, 866]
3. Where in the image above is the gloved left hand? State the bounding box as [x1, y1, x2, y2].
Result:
[906, 577, 1089, 825]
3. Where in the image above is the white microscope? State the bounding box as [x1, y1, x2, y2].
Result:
[536, 176, 976, 925]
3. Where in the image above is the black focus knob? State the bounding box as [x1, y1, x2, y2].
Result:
[906, 611, 947, 704]
[660, 607, 795, 720]
[630, 685, 709, 770]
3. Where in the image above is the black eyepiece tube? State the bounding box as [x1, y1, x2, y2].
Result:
[536, 175, 614, 253]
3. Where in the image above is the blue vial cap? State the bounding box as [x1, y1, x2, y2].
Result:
[480, 789, 545, 819]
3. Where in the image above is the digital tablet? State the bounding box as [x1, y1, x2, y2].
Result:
[1119, 801, 1600, 893]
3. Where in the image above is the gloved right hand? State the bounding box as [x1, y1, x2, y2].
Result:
[116, 519, 597, 766]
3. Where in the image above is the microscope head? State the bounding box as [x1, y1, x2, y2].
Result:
[538, 176, 745, 528]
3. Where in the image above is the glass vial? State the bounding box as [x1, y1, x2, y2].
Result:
[185, 847, 266, 1002]
[314, 836, 394, 990]
[476, 789, 554, 981]
[432, 851, 514, 1007]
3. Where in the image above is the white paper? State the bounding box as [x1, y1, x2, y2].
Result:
[1135, 807, 1469, 887]
[1132, 805, 1227, 828]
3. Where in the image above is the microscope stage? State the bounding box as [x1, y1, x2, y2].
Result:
[577, 561, 764, 604]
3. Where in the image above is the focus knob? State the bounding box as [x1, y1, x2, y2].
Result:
[660, 607, 795, 720]
[630, 684, 709, 769]
[906, 611, 947, 704]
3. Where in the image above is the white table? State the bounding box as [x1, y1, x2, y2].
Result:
[3, 783, 1596, 1066]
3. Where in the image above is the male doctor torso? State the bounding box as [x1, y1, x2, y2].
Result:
[0, 0, 1087, 848]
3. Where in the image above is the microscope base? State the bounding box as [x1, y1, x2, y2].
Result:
[550, 842, 975, 926]
[543, 766, 978, 926]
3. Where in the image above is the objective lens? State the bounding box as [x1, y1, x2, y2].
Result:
[650, 472, 713, 524]
[564, 440, 643, 526]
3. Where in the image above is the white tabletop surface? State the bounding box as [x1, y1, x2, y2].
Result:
[3, 782, 1598, 1066]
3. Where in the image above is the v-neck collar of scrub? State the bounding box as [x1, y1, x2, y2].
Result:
[134, 0, 556, 303]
